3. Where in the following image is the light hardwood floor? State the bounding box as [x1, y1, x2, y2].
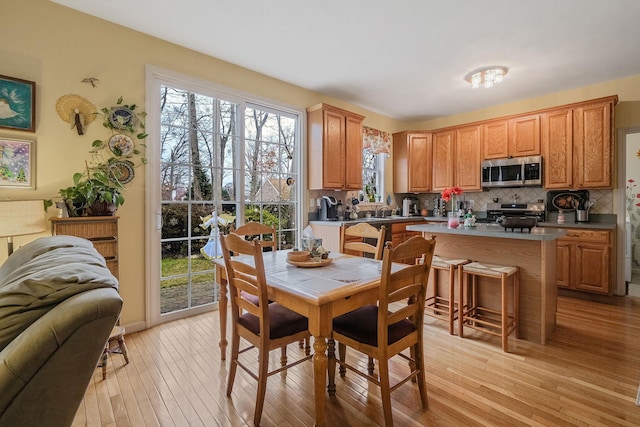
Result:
[73, 296, 640, 426]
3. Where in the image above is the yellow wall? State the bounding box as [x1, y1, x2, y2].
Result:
[2, 0, 640, 328]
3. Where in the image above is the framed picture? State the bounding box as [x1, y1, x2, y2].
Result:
[0, 137, 35, 189]
[0, 75, 36, 132]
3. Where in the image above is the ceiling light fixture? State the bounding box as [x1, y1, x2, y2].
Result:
[464, 66, 508, 89]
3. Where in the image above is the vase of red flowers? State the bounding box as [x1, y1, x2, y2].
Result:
[441, 186, 463, 228]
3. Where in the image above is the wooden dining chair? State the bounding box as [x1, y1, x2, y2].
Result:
[234, 221, 278, 251]
[341, 222, 386, 260]
[233, 222, 311, 352]
[331, 235, 437, 427]
[340, 222, 387, 374]
[220, 233, 312, 427]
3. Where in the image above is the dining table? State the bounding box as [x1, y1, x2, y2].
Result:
[213, 250, 407, 427]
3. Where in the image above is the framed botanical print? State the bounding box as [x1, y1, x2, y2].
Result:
[0, 75, 36, 132]
[0, 137, 35, 189]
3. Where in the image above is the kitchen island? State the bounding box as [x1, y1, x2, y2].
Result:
[407, 223, 566, 345]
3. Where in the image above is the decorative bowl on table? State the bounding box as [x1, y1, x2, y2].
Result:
[287, 251, 311, 262]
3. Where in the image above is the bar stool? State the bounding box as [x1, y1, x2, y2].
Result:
[100, 325, 129, 379]
[459, 262, 519, 352]
[425, 255, 469, 335]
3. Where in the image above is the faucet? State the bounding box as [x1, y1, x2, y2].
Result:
[376, 205, 388, 218]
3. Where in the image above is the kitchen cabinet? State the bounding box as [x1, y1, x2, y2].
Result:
[432, 126, 481, 192]
[391, 221, 423, 263]
[50, 216, 119, 279]
[482, 114, 540, 160]
[393, 131, 432, 193]
[307, 103, 365, 190]
[542, 97, 615, 189]
[573, 100, 613, 188]
[455, 125, 482, 190]
[556, 228, 613, 295]
[431, 130, 455, 191]
[541, 108, 573, 189]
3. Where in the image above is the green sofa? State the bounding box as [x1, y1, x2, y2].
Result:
[0, 236, 123, 427]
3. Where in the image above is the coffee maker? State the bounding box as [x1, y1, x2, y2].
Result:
[319, 196, 338, 221]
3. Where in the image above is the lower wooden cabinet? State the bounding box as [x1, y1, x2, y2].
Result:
[391, 222, 423, 263]
[50, 216, 119, 279]
[556, 228, 613, 295]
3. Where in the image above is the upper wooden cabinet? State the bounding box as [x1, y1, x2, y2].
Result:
[542, 97, 615, 189]
[431, 130, 455, 191]
[573, 100, 613, 188]
[483, 114, 540, 159]
[542, 108, 573, 189]
[307, 103, 365, 190]
[455, 125, 482, 190]
[393, 131, 432, 193]
[432, 126, 481, 192]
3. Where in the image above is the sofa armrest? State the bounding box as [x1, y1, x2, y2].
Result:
[0, 287, 122, 427]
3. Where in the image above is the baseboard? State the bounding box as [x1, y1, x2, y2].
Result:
[122, 320, 146, 334]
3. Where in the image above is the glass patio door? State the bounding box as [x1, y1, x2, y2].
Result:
[149, 70, 301, 323]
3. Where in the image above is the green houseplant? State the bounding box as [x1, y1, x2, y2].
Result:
[58, 161, 126, 217]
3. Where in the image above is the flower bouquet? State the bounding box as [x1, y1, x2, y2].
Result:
[441, 186, 463, 228]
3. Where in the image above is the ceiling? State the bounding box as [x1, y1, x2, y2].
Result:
[52, 0, 640, 122]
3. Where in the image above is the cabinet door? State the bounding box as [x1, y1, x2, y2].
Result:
[542, 109, 573, 189]
[556, 241, 571, 288]
[322, 110, 346, 189]
[408, 133, 431, 192]
[455, 125, 481, 191]
[573, 244, 610, 294]
[344, 115, 363, 190]
[509, 114, 540, 157]
[482, 120, 509, 159]
[573, 101, 612, 188]
[432, 130, 455, 191]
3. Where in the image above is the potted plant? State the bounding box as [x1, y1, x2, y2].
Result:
[58, 160, 126, 217]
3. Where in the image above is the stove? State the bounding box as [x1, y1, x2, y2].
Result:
[476, 202, 546, 224]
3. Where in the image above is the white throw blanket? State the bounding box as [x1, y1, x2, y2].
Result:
[0, 236, 119, 351]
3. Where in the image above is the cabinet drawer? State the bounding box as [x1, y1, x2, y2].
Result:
[54, 221, 118, 240]
[105, 259, 119, 278]
[92, 239, 118, 259]
[560, 229, 610, 244]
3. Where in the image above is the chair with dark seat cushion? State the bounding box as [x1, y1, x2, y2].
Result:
[220, 232, 312, 427]
[233, 222, 310, 353]
[331, 235, 437, 427]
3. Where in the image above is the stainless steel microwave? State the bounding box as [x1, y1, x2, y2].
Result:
[481, 156, 543, 188]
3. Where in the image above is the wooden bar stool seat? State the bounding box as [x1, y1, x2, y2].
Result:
[459, 262, 519, 352]
[100, 325, 129, 379]
[425, 255, 469, 335]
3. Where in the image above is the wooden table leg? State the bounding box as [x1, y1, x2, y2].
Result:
[327, 338, 336, 396]
[313, 335, 328, 427]
[216, 264, 228, 361]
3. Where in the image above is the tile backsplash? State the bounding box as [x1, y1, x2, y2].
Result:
[392, 188, 613, 214]
[309, 188, 614, 217]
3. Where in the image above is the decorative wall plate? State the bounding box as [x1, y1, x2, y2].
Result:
[108, 134, 134, 156]
[108, 106, 135, 129]
[111, 160, 135, 184]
